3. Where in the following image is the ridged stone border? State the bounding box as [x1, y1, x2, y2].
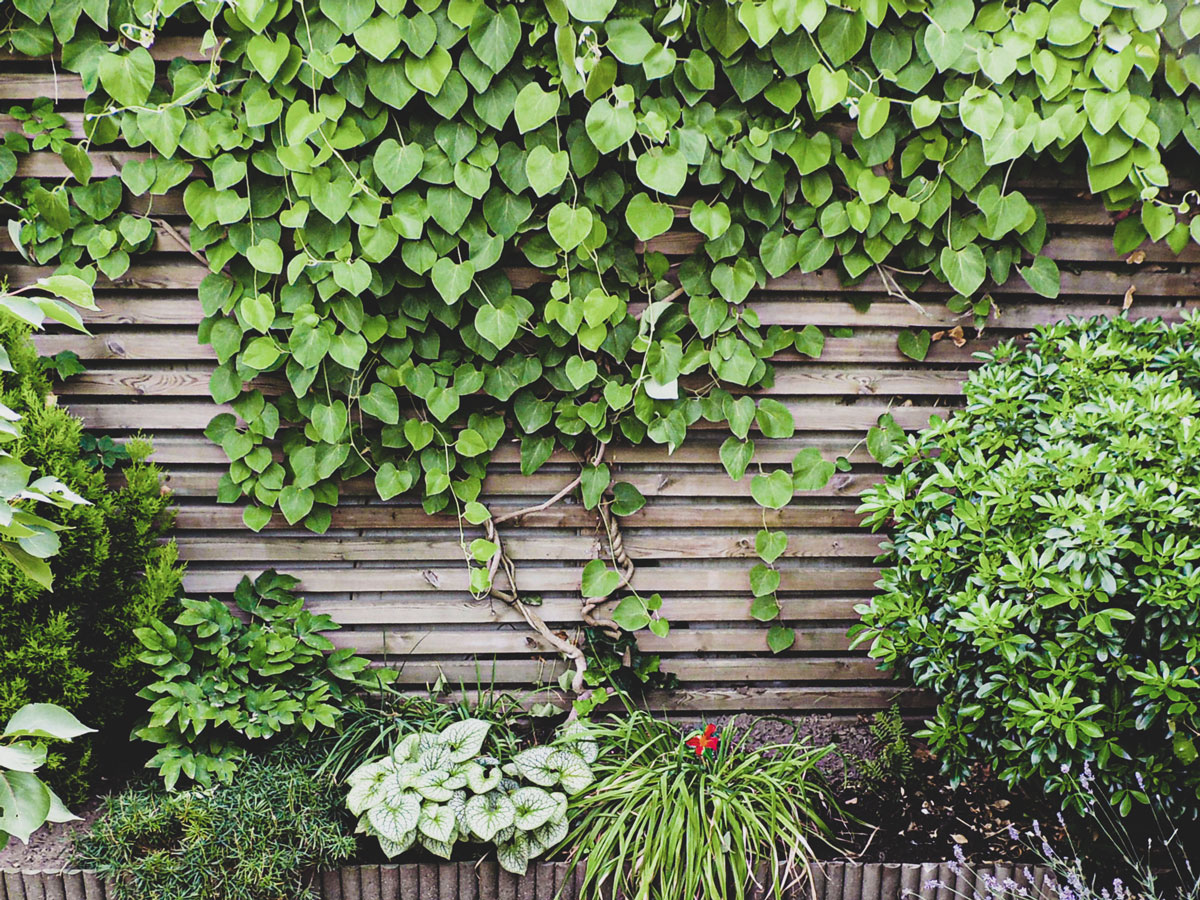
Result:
[1, 861, 1058, 899]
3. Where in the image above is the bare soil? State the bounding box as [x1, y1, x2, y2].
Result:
[0, 798, 101, 871]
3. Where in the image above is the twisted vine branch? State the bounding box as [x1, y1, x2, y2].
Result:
[473, 442, 637, 716]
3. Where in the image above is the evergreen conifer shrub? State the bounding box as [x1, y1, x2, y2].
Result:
[0, 321, 184, 799]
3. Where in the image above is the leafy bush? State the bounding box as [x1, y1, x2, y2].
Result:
[75, 744, 357, 900]
[135, 569, 386, 790]
[347, 718, 594, 875]
[565, 712, 837, 900]
[854, 315, 1200, 817]
[0, 703, 93, 847]
[0, 318, 183, 800]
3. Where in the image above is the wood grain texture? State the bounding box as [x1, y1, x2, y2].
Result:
[0, 864, 1060, 899]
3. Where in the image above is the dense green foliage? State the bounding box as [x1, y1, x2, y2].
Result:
[564, 712, 837, 900]
[854, 315, 1200, 817]
[134, 569, 387, 789]
[0, 319, 183, 800]
[346, 718, 594, 873]
[0, 275, 99, 589]
[5, 0, 1200, 655]
[75, 744, 357, 900]
[0, 703, 93, 848]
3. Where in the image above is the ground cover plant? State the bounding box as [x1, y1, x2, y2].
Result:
[75, 743, 357, 900]
[854, 314, 1200, 818]
[346, 717, 595, 874]
[563, 711, 838, 900]
[3, 0, 1200, 690]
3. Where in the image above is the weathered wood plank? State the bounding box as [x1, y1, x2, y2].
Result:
[170, 501, 869, 530]
[302, 594, 866, 626]
[349, 656, 890, 686]
[0, 35, 212, 63]
[67, 399, 939, 434]
[182, 565, 883, 596]
[173, 532, 886, 563]
[4, 261, 1194, 299]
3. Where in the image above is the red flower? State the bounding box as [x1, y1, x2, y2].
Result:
[685, 723, 720, 757]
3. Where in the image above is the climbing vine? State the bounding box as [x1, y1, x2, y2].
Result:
[3, 0, 1200, 676]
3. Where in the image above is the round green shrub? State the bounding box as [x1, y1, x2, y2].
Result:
[0, 321, 184, 799]
[853, 315, 1200, 817]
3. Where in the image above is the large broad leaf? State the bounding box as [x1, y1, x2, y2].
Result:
[464, 791, 515, 841]
[377, 829, 416, 859]
[367, 792, 421, 841]
[97, 47, 155, 107]
[497, 832, 531, 875]
[509, 786, 557, 831]
[939, 244, 987, 297]
[3, 704, 94, 740]
[511, 746, 557, 786]
[750, 470, 793, 509]
[0, 771, 51, 843]
[469, 4, 521, 72]
[439, 718, 491, 762]
[585, 99, 636, 154]
[418, 803, 458, 843]
[546, 750, 593, 794]
[580, 559, 621, 598]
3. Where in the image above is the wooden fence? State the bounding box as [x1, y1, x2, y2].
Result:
[0, 861, 1061, 900]
[2, 49, 1198, 715]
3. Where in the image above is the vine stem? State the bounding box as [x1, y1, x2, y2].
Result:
[151, 217, 210, 268]
[476, 442, 615, 718]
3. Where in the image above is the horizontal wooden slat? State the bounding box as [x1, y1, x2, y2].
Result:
[304, 594, 866, 625]
[143, 434, 877, 466]
[14, 285, 1191, 330]
[0, 35, 213, 64]
[380, 656, 890, 685]
[171, 501, 870, 530]
[5, 261, 1194, 299]
[326, 625, 859, 655]
[182, 565, 882, 595]
[175, 531, 885, 562]
[67, 400, 944, 434]
[155, 466, 883, 499]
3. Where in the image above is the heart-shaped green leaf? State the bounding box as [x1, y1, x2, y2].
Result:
[246, 33, 291, 80]
[431, 257, 476, 304]
[547, 203, 594, 252]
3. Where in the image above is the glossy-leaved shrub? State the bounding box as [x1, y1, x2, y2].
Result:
[853, 314, 1200, 816]
[0, 319, 183, 801]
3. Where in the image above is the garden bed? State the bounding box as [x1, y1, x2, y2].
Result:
[1, 861, 1060, 900]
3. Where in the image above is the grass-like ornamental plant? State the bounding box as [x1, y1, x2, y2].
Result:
[853, 314, 1200, 817]
[346, 718, 595, 875]
[562, 712, 838, 900]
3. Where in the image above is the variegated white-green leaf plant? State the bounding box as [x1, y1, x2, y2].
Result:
[345, 718, 597, 874]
